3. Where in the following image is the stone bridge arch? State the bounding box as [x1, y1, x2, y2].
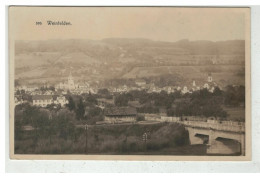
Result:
[185, 126, 245, 155]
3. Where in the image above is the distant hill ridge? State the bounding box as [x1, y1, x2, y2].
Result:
[14, 38, 245, 86]
[16, 38, 245, 56]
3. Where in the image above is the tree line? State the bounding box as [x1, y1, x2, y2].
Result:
[114, 85, 245, 118]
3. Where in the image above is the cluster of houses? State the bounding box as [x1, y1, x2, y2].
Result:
[107, 73, 219, 94]
[14, 71, 219, 110]
[55, 71, 97, 94]
[102, 107, 226, 124]
[15, 94, 68, 108]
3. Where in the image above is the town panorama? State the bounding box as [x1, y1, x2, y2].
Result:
[14, 38, 246, 155]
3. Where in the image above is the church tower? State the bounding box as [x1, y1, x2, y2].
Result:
[68, 71, 75, 90]
[192, 80, 196, 87]
[208, 73, 213, 83]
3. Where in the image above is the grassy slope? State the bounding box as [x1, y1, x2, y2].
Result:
[122, 65, 245, 87]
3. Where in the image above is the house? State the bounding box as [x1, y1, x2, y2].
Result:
[32, 94, 68, 107]
[104, 107, 137, 123]
[203, 73, 218, 92]
[181, 86, 189, 94]
[26, 86, 38, 92]
[191, 81, 201, 91]
[32, 95, 53, 107]
[128, 100, 142, 108]
[43, 90, 55, 95]
[97, 98, 114, 109]
[144, 113, 161, 121]
[14, 96, 23, 106]
[53, 95, 68, 107]
[135, 79, 146, 87]
[182, 116, 208, 122]
[161, 116, 181, 122]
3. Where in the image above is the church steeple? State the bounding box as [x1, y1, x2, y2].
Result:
[68, 70, 73, 81]
[192, 80, 196, 87]
[208, 73, 213, 83]
[68, 69, 75, 90]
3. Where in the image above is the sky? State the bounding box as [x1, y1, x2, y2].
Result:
[9, 7, 249, 42]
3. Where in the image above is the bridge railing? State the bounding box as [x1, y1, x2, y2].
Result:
[180, 121, 245, 132]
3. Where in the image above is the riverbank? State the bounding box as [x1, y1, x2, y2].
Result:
[15, 122, 201, 155]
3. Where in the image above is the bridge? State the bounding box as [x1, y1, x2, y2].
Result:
[179, 120, 245, 155]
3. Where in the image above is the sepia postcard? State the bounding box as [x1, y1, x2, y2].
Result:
[9, 6, 251, 160]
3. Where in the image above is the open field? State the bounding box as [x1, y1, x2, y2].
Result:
[122, 64, 245, 87]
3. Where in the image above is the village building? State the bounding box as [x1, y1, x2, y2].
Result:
[144, 113, 161, 121]
[15, 85, 27, 91]
[104, 107, 137, 123]
[76, 81, 96, 94]
[160, 86, 175, 94]
[122, 84, 128, 92]
[167, 86, 175, 94]
[128, 100, 142, 108]
[203, 73, 218, 92]
[191, 80, 201, 91]
[32, 95, 68, 107]
[193, 80, 196, 87]
[147, 84, 162, 93]
[97, 98, 114, 109]
[30, 90, 43, 96]
[182, 116, 208, 122]
[161, 116, 181, 122]
[55, 71, 78, 91]
[14, 96, 24, 106]
[25, 86, 38, 92]
[181, 86, 189, 94]
[32, 95, 54, 107]
[43, 90, 55, 95]
[135, 79, 146, 87]
[53, 95, 69, 107]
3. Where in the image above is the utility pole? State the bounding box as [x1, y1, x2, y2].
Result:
[142, 132, 148, 152]
[85, 124, 88, 154]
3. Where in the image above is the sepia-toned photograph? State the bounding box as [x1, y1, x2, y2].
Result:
[9, 7, 251, 160]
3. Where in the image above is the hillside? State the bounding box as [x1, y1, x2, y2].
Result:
[14, 38, 245, 87]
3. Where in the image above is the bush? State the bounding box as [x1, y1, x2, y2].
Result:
[136, 114, 145, 121]
[174, 135, 186, 146]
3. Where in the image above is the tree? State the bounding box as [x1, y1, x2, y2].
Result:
[98, 88, 110, 95]
[76, 98, 85, 120]
[30, 108, 50, 144]
[46, 103, 61, 112]
[66, 96, 76, 111]
[84, 107, 103, 124]
[49, 86, 55, 91]
[22, 104, 40, 125]
[15, 90, 21, 95]
[85, 95, 98, 106]
[15, 115, 23, 140]
[136, 114, 145, 121]
[213, 86, 222, 96]
[52, 109, 76, 140]
[115, 94, 129, 107]
[167, 108, 175, 116]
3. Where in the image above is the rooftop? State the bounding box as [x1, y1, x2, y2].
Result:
[32, 95, 53, 100]
[105, 107, 137, 117]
